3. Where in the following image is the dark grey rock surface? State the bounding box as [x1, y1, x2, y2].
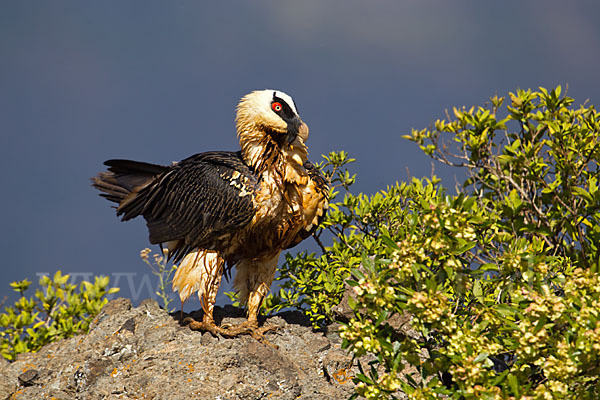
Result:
[0, 298, 358, 400]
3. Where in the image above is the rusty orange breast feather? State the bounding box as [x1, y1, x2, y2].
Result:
[225, 160, 327, 261]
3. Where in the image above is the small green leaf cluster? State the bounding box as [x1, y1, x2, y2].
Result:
[0, 271, 119, 361]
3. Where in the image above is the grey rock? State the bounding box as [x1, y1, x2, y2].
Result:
[18, 368, 39, 386]
[118, 317, 136, 334]
[0, 297, 360, 399]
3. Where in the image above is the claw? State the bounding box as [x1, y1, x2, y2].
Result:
[221, 321, 279, 348]
[183, 317, 221, 336]
[183, 317, 278, 346]
[220, 321, 278, 340]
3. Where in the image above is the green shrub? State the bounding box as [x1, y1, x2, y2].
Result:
[406, 86, 599, 268]
[273, 87, 600, 399]
[0, 271, 119, 361]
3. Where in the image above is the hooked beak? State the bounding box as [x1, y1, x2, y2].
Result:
[298, 121, 309, 141]
[285, 117, 308, 145]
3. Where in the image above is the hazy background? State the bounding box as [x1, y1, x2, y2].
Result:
[2, 1, 600, 308]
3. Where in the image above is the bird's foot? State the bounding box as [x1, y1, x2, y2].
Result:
[183, 317, 278, 345]
[219, 320, 278, 342]
[183, 317, 223, 337]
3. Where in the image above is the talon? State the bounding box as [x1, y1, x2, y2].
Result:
[183, 316, 278, 344]
[250, 324, 278, 340]
[250, 325, 279, 348]
[183, 317, 220, 336]
[218, 321, 279, 342]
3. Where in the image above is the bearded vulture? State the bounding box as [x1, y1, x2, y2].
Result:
[92, 89, 329, 338]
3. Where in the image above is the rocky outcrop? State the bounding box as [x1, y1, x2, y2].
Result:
[0, 298, 358, 400]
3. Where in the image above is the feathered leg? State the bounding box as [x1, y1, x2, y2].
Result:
[177, 250, 279, 341]
[173, 249, 225, 334]
[184, 258, 224, 335]
[219, 252, 280, 340]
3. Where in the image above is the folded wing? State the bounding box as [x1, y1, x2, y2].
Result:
[92, 151, 257, 262]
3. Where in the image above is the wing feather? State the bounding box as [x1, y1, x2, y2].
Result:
[115, 151, 257, 262]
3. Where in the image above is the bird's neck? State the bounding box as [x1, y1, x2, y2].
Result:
[238, 126, 308, 181]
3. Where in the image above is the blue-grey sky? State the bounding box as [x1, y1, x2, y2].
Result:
[2, 1, 600, 308]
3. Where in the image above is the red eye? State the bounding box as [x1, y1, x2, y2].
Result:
[272, 102, 282, 112]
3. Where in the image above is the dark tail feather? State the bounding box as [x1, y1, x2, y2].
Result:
[91, 159, 168, 206]
[104, 159, 168, 176]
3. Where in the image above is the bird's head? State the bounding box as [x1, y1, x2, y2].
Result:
[236, 89, 309, 169]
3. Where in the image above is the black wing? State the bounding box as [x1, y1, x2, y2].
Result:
[98, 151, 258, 262]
